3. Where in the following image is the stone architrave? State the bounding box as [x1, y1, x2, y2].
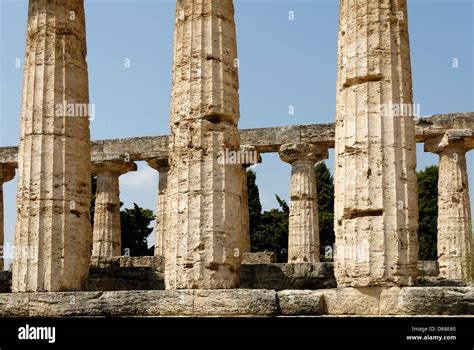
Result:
[166, 0, 245, 289]
[92, 161, 137, 259]
[13, 0, 93, 292]
[280, 143, 328, 263]
[147, 158, 169, 257]
[334, 0, 419, 287]
[425, 130, 474, 281]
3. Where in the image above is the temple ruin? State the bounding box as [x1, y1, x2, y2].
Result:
[0, 0, 472, 316]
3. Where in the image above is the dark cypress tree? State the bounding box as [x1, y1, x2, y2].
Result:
[315, 162, 335, 261]
[417, 165, 439, 261]
[120, 203, 155, 256]
[247, 169, 262, 242]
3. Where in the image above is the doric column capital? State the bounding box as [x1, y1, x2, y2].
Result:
[0, 164, 16, 183]
[424, 130, 474, 154]
[147, 157, 169, 173]
[279, 143, 328, 165]
[92, 161, 137, 176]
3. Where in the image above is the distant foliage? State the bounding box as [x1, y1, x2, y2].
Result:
[247, 170, 263, 239]
[248, 165, 337, 263]
[250, 194, 289, 263]
[417, 165, 439, 261]
[315, 162, 335, 261]
[120, 203, 155, 256]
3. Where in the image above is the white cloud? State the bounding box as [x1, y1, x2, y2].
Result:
[120, 164, 158, 189]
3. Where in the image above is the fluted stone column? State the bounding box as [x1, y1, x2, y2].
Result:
[425, 131, 474, 281]
[147, 158, 169, 257]
[280, 143, 327, 263]
[13, 0, 92, 292]
[166, 0, 244, 289]
[0, 165, 15, 271]
[334, 0, 418, 287]
[92, 161, 136, 259]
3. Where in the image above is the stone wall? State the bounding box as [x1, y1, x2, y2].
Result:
[242, 252, 277, 264]
[241, 263, 336, 290]
[87, 257, 164, 291]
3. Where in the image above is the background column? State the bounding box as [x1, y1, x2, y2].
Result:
[92, 161, 136, 259]
[280, 143, 327, 263]
[147, 157, 169, 257]
[425, 131, 474, 281]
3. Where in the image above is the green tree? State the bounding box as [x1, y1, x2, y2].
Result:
[250, 194, 289, 262]
[315, 161, 335, 261]
[417, 165, 439, 261]
[90, 177, 155, 256]
[247, 169, 262, 239]
[120, 203, 155, 256]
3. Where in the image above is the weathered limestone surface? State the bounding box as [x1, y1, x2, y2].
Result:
[279, 287, 474, 315]
[277, 290, 325, 315]
[87, 266, 164, 291]
[280, 143, 327, 263]
[416, 261, 439, 277]
[334, 0, 418, 287]
[0, 290, 277, 317]
[379, 287, 474, 315]
[242, 252, 277, 264]
[92, 161, 136, 259]
[0, 165, 15, 271]
[425, 131, 474, 281]
[0, 287, 472, 316]
[13, 0, 92, 292]
[166, 0, 244, 289]
[240, 263, 336, 291]
[89, 256, 164, 271]
[147, 158, 169, 257]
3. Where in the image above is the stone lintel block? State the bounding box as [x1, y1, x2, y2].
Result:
[0, 288, 473, 316]
[193, 290, 278, 316]
[379, 287, 474, 315]
[278, 290, 325, 315]
[0, 290, 278, 317]
[279, 287, 474, 316]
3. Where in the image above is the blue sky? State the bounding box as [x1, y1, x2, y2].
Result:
[0, 0, 473, 268]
